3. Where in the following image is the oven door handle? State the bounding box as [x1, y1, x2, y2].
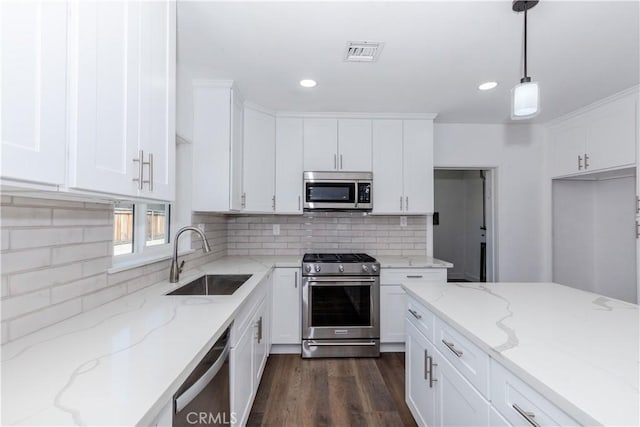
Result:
[307, 341, 378, 347]
[306, 278, 377, 283]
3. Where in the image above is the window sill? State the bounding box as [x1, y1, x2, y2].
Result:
[108, 249, 196, 274]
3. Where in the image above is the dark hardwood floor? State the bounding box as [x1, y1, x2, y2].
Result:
[247, 353, 417, 427]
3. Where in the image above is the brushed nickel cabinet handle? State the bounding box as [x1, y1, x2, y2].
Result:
[636, 196, 640, 215]
[408, 309, 422, 319]
[424, 349, 429, 380]
[636, 220, 640, 239]
[512, 404, 540, 427]
[298, 195, 301, 211]
[272, 195, 276, 211]
[406, 196, 409, 211]
[241, 192, 246, 208]
[294, 271, 298, 288]
[334, 154, 337, 170]
[578, 155, 583, 170]
[427, 355, 438, 388]
[146, 152, 154, 191]
[132, 150, 144, 190]
[584, 153, 590, 169]
[400, 196, 403, 211]
[442, 339, 463, 357]
[340, 154, 343, 170]
[406, 275, 423, 279]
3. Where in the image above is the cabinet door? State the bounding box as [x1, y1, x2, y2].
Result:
[275, 118, 304, 213]
[372, 120, 404, 214]
[1, 0, 67, 186]
[230, 321, 254, 427]
[252, 298, 269, 385]
[433, 350, 490, 426]
[338, 119, 372, 171]
[230, 93, 244, 211]
[243, 107, 275, 212]
[271, 268, 301, 344]
[403, 120, 434, 213]
[138, 0, 175, 201]
[68, 0, 140, 197]
[405, 320, 436, 427]
[380, 285, 406, 343]
[587, 96, 637, 172]
[549, 121, 587, 177]
[303, 118, 338, 171]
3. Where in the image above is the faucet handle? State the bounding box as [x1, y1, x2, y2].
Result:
[179, 260, 185, 273]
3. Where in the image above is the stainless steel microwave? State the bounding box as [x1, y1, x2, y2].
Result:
[303, 171, 372, 211]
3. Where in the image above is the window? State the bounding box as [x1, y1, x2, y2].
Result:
[113, 203, 171, 258]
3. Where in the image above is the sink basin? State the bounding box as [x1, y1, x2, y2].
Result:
[167, 274, 252, 296]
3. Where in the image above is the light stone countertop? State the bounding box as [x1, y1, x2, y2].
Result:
[376, 255, 453, 268]
[402, 281, 639, 427]
[0, 256, 298, 426]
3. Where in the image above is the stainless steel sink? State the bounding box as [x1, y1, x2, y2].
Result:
[166, 274, 252, 296]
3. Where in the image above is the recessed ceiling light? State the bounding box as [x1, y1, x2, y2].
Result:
[299, 79, 317, 88]
[478, 81, 498, 91]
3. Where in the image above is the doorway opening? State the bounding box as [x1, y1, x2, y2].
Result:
[433, 168, 496, 282]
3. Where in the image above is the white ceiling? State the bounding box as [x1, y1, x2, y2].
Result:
[177, 1, 640, 124]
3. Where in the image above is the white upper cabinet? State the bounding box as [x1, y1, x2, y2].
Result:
[550, 92, 637, 178]
[303, 118, 338, 171]
[243, 106, 276, 212]
[403, 120, 434, 213]
[68, 0, 176, 201]
[1, 0, 68, 186]
[192, 83, 244, 212]
[275, 118, 304, 213]
[337, 119, 372, 171]
[373, 119, 434, 214]
[303, 118, 373, 172]
[372, 120, 404, 214]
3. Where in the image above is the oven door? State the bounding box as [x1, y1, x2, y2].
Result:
[302, 276, 380, 340]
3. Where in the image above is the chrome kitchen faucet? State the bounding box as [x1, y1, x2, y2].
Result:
[169, 226, 212, 283]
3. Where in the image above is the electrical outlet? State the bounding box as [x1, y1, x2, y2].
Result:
[400, 216, 407, 227]
[273, 224, 280, 235]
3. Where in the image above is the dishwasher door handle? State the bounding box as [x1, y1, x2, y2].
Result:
[174, 339, 230, 413]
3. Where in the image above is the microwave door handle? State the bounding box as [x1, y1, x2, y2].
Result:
[174, 339, 230, 413]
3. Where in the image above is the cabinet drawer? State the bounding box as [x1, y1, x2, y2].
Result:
[491, 361, 579, 426]
[406, 297, 435, 342]
[231, 275, 268, 347]
[381, 268, 446, 285]
[434, 317, 490, 398]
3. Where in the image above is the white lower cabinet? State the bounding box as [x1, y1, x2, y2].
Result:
[229, 273, 272, 426]
[271, 268, 301, 344]
[406, 295, 576, 427]
[380, 268, 446, 344]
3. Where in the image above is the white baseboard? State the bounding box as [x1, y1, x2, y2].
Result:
[381, 343, 405, 353]
[270, 344, 301, 354]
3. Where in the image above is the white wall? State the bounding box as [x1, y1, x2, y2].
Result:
[434, 124, 546, 282]
[553, 176, 637, 303]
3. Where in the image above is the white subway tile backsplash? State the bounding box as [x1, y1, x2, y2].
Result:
[1, 229, 8, 250]
[52, 209, 110, 226]
[0, 248, 51, 274]
[82, 257, 112, 277]
[1, 289, 50, 320]
[9, 263, 83, 295]
[51, 242, 110, 265]
[83, 226, 113, 243]
[8, 298, 82, 341]
[1, 321, 7, 344]
[51, 274, 108, 304]
[11, 228, 84, 249]
[81, 284, 127, 312]
[1, 206, 51, 227]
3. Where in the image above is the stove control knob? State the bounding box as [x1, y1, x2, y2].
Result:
[338, 264, 344, 273]
[362, 264, 369, 272]
[315, 264, 321, 272]
[371, 264, 378, 273]
[305, 264, 312, 273]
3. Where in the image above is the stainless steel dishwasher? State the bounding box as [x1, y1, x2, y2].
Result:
[173, 327, 231, 426]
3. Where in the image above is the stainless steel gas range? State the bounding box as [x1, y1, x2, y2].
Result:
[301, 253, 380, 358]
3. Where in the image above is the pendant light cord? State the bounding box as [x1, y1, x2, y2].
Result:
[524, 4, 528, 79]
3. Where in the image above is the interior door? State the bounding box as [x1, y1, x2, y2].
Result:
[1, 0, 67, 185]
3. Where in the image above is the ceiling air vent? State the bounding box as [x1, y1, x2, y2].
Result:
[344, 41, 384, 62]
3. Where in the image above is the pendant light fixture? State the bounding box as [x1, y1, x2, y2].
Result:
[511, 0, 540, 120]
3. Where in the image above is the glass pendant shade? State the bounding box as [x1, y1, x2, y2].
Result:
[511, 81, 540, 120]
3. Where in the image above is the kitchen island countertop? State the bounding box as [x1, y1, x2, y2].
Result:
[403, 281, 639, 426]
